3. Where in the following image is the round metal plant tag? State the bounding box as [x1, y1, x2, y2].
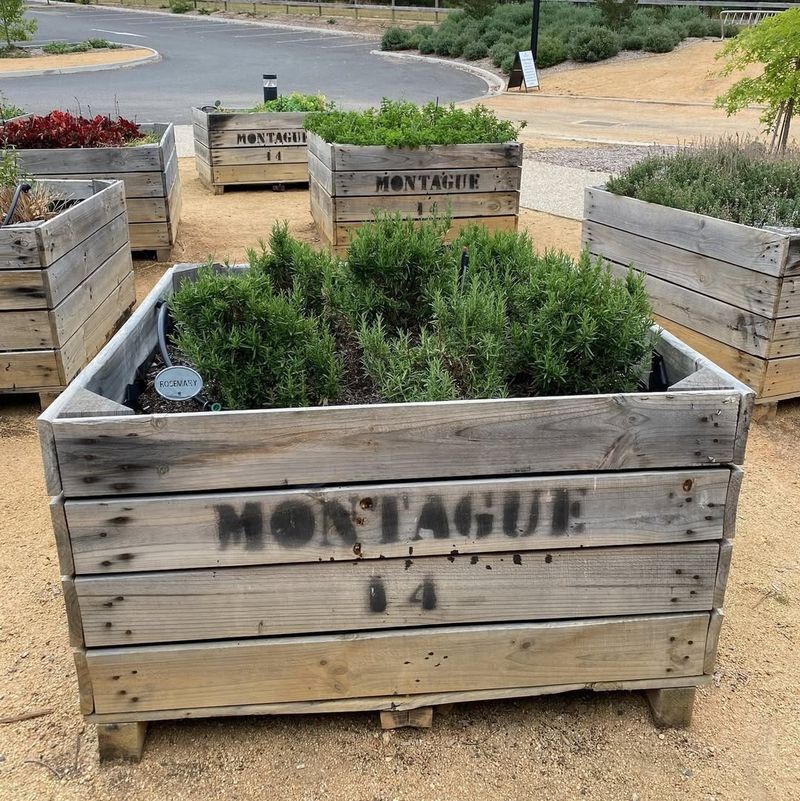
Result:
[154, 366, 204, 401]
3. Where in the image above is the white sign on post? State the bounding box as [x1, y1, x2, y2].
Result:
[507, 50, 540, 92]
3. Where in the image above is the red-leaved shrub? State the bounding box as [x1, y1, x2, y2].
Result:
[0, 111, 143, 149]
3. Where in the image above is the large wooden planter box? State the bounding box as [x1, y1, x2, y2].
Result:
[9, 123, 181, 259]
[308, 132, 522, 250]
[583, 187, 800, 410]
[192, 108, 311, 194]
[1, 179, 134, 405]
[39, 264, 753, 761]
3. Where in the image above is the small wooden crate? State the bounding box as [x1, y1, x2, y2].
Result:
[583, 187, 800, 412]
[1, 179, 134, 405]
[307, 132, 522, 250]
[192, 108, 311, 193]
[10, 124, 181, 259]
[39, 264, 753, 762]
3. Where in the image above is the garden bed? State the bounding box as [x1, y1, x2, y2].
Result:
[583, 187, 800, 409]
[39, 255, 753, 761]
[0, 178, 134, 406]
[5, 119, 181, 258]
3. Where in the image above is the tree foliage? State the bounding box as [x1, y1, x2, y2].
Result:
[0, 0, 36, 48]
[715, 9, 800, 152]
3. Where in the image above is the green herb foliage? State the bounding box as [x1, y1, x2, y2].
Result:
[305, 100, 522, 146]
[0, 90, 22, 120]
[42, 38, 121, 54]
[380, 1, 727, 72]
[607, 140, 800, 228]
[232, 92, 331, 113]
[170, 216, 654, 410]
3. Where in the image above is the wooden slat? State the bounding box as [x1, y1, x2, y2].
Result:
[331, 167, 521, 197]
[584, 187, 789, 276]
[85, 673, 712, 723]
[73, 649, 95, 715]
[58, 387, 134, 419]
[15, 144, 162, 176]
[49, 495, 75, 576]
[777, 276, 800, 318]
[212, 163, 308, 185]
[86, 614, 710, 714]
[0, 224, 40, 269]
[210, 146, 308, 167]
[64, 468, 730, 574]
[308, 151, 334, 195]
[0, 269, 47, 310]
[61, 577, 84, 648]
[76, 543, 720, 646]
[704, 609, 724, 674]
[0, 308, 53, 349]
[58, 272, 135, 386]
[609, 263, 774, 359]
[50, 391, 742, 498]
[762, 354, 800, 399]
[0, 351, 60, 390]
[50, 246, 133, 346]
[129, 222, 171, 251]
[768, 316, 800, 358]
[41, 172, 167, 199]
[583, 219, 781, 317]
[125, 197, 168, 226]
[330, 141, 524, 171]
[334, 191, 520, 222]
[723, 466, 743, 538]
[306, 132, 334, 170]
[209, 128, 307, 149]
[205, 111, 308, 131]
[713, 539, 733, 608]
[193, 139, 211, 167]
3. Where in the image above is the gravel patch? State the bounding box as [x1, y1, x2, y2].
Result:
[520, 161, 610, 220]
[526, 144, 678, 174]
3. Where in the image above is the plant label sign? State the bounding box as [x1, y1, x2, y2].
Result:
[155, 366, 204, 401]
[507, 51, 539, 92]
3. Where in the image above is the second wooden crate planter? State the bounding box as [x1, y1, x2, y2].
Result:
[12, 124, 181, 259]
[308, 132, 522, 250]
[1, 179, 134, 405]
[192, 108, 311, 193]
[583, 187, 800, 413]
[39, 263, 753, 761]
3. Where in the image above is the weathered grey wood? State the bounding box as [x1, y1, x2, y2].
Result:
[0, 223, 39, 268]
[723, 466, 743, 538]
[0, 352, 60, 390]
[204, 110, 308, 131]
[49, 495, 75, 576]
[769, 316, 800, 358]
[61, 578, 84, 648]
[212, 163, 309, 185]
[75, 543, 720, 646]
[0, 269, 47, 310]
[334, 191, 520, 221]
[583, 219, 781, 317]
[86, 614, 709, 714]
[41, 171, 167, 199]
[0, 308, 53, 349]
[64, 468, 729, 574]
[713, 539, 733, 608]
[380, 707, 433, 729]
[585, 187, 790, 276]
[211, 146, 309, 167]
[97, 721, 147, 762]
[704, 609, 724, 674]
[306, 133, 334, 170]
[777, 275, 800, 318]
[58, 388, 133, 419]
[85, 674, 713, 724]
[763, 354, 800, 398]
[73, 649, 94, 715]
[645, 687, 696, 728]
[669, 366, 737, 391]
[208, 128, 308, 149]
[50, 390, 742, 498]
[37, 416, 61, 495]
[330, 142, 524, 171]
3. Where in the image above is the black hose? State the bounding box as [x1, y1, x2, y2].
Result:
[2, 183, 31, 227]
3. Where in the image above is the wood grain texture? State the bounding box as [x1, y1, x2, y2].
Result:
[58, 388, 134, 419]
[61, 578, 85, 648]
[723, 466, 743, 538]
[210, 146, 308, 167]
[73, 649, 95, 715]
[64, 468, 730, 574]
[85, 673, 712, 723]
[334, 191, 520, 222]
[86, 614, 710, 714]
[645, 687, 695, 728]
[777, 276, 799, 318]
[763, 354, 800, 399]
[582, 219, 781, 317]
[768, 316, 800, 358]
[704, 609, 724, 674]
[50, 391, 742, 498]
[380, 707, 432, 729]
[76, 543, 719, 646]
[0, 223, 39, 269]
[713, 539, 733, 609]
[50, 495, 75, 576]
[584, 187, 790, 276]
[212, 163, 308, 185]
[97, 722, 147, 762]
[330, 167, 521, 197]
[0, 269, 47, 310]
[203, 110, 308, 131]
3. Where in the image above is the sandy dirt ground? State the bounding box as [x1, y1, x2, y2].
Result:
[0, 48, 153, 74]
[2, 39, 799, 801]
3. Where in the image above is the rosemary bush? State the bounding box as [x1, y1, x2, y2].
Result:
[607, 141, 800, 228]
[169, 217, 655, 410]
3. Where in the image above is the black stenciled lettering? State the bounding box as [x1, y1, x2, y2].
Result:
[524, 491, 540, 536]
[236, 133, 246, 145]
[475, 513, 493, 537]
[323, 500, 356, 545]
[369, 578, 387, 613]
[381, 497, 399, 543]
[270, 500, 315, 547]
[414, 496, 450, 540]
[410, 578, 437, 610]
[376, 176, 390, 192]
[551, 489, 571, 535]
[216, 503, 264, 550]
[502, 491, 520, 537]
[454, 496, 472, 536]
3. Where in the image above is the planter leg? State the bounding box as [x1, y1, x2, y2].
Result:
[379, 706, 433, 730]
[155, 248, 173, 263]
[211, 185, 225, 196]
[645, 687, 695, 728]
[38, 391, 61, 410]
[752, 402, 778, 423]
[97, 721, 148, 762]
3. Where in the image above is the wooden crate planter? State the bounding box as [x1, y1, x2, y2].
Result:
[10, 124, 181, 259]
[39, 263, 753, 761]
[583, 187, 800, 414]
[1, 179, 134, 405]
[192, 108, 311, 194]
[307, 132, 522, 250]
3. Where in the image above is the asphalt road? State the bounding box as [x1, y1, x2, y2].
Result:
[14, 4, 488, 123]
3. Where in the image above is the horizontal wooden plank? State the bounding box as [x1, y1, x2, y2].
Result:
[0, 224, 40, 269]
[762, 353, 800, 400]
[769, 316, 800, 358]
[608, 263, 774, 359]
[192, 124, 211, 151]
[777, 276, 799, 318]
[209, 128, 307, 149]
[51, 391, 743, 498]
[212, 163, 308, 186]
[306, 132, 334, 170]
[193, 140, 211, 167]
[126, 197, 168, 226]
[129, 222, 171, 251]
[85, 673, 713, 723]
[45, 212, 130, 308]
[582, 220, 781, 318]
[331, 167, 521, 197]
[0, 308, 53, 349]
[329, 141, 523, 172]
[204, 111, 308, 131]
[0, 269, 47, 310]
[14, 144, 163, 175]
[77, 543, 720, 646]
[86, 614, 710, 714]
[210, 146, 308, 167]
[39, 171, 168, 199]
[64, 468, 731, 574]
[334, 190, 520, 222]
[0, 349, 60, 390]
[584, 187, 789, 277]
